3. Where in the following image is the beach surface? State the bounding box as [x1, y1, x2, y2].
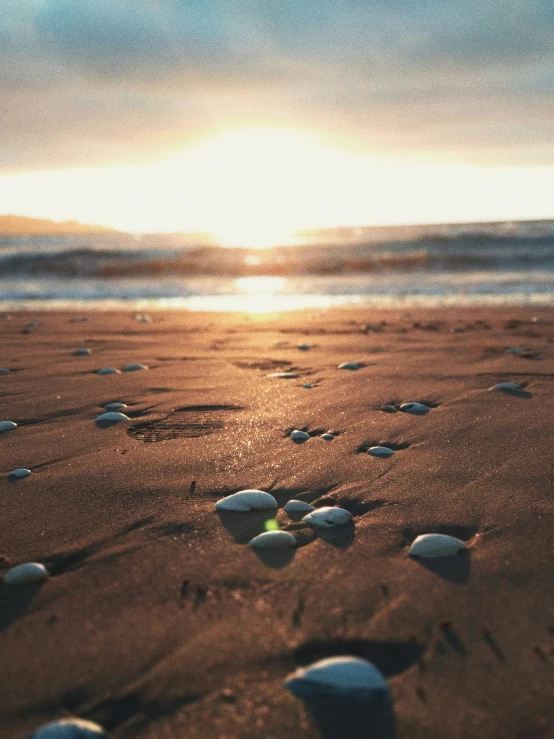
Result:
[1, 306, 553, 738]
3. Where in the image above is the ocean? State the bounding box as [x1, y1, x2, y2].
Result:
[2, 221, 554, 311]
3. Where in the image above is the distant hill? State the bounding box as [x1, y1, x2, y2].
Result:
[0, 215, 116, 236]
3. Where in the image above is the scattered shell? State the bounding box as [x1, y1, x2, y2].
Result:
[367, 446, 394, 458]
[408, 533, 467, 558]
[320, 432, 334, 440]
[302, 383, 313, 389]
[215, 489, 278, 512]
[28, 718, 107, 738]
[399, 402, 430, 415]
[380, 404, 397, 413]
[4, 562, 48, 585]
[284, 656, 390, 700]
[291, 429, 310, 442]
[0, 367, 11, 374]
[94, 412, 130, 424]
[297, 343, 312, 351]
[9, 468, 31, 479]
[284, 500, 315, 514]
[0, 420, 17, 432]
[302, 506, 352, 528]
[505, 346, 526, 355]
[96, 367, 120, 375]
[338, 362, 361, 370]
[73, 348, 91, 356]
[104, 402, 128, 411]
[122, 363, 148, 372]
[248, 531, 297, 548]
[489, 381, 521, 392]
[267, 372, 299, 379]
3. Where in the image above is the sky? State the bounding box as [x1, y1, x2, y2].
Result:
[2, 0, 554, 240]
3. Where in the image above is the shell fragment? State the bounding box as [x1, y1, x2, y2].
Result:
[215, 490, 278, 512]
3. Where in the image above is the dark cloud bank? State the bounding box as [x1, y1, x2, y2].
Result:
[2, 0, 554, 171]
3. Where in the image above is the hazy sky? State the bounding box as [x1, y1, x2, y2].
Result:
[2, 0, 554, 235]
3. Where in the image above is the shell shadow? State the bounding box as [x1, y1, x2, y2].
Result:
[216, 510, 276, 544]
[252, 547, 296, 569]
[298, 694, 395, 739]
[316, 521, 355, 549]
[410, 550, 471, 583]
[495, 386, 533, 398]
[0, 582, 43, 632]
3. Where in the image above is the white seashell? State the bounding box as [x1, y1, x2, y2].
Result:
[297, 343, 312, 351]
[0, 367, 11, 374]
[267, 372, 299, 378]
[95, 412, 130, 424]
[367, 446, 394, 458]
[72, 348, 91, 356]
[399, 402, 430, 415]
[96, 367, 120, 375]
[284, 656, 390, 700]
[28, 718, 107, 738]
[489, 381, 521, 392]
[302, 506, 352, 528]
[291, 429, 310, 441]
[4, 562, 48, 585]
[408, 533, 467, 558]
[104, 402, 128, 411]
[284, 500, 315, 514]
[338, 362, 361, 370]
[215, 489, 278, 512]
[122, 363, 148, 372]
[0, 420, 17, 432]
[302, 383, 313, 389]
[9, 468, 31, 478]
[320, 432, 334, 440]
[248, 531, 296, 548]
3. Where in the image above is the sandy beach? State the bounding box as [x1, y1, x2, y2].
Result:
[1, 306, 553, 739]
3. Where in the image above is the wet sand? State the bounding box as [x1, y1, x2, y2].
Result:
[1, 306, 553, 738]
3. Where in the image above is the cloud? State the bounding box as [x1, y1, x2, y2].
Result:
[1, 0, 554, 171]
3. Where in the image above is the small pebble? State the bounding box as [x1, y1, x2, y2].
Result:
[0, 368, 11, 374]
[104, 402, 128, 411]
[248, 531, 296, 548]
[215, 489, 278, 512]
[284, 656, 391, 700]
[505, 346, 526, 355]
[290, 429, 310, 442]
[338, 362, 361, 370]
[4, 562, 48, 585]
[0, 420, 17, 432]
[267, 372, 299, 379]
[489, 381, 522, 392]
[367, 446, 394, 458]
[122, 363, 148, 372]
[302, 506, 352, 527]
[9, 468, 31, 479]
[302, 383, 313, 389]
[95, 412, 130, 425]
[320, 432, 334, 440]
[28, 718, 106, 738]
[408, 533, 467, 558]
[73, 348, 91, 356]
[297, 343, 312, 351]
[399, 402, 430, 415]
[96, 367, 120, 375]
[284, 500, 315, 514]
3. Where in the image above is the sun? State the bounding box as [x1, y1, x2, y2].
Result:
[171, 128, 332, 247]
